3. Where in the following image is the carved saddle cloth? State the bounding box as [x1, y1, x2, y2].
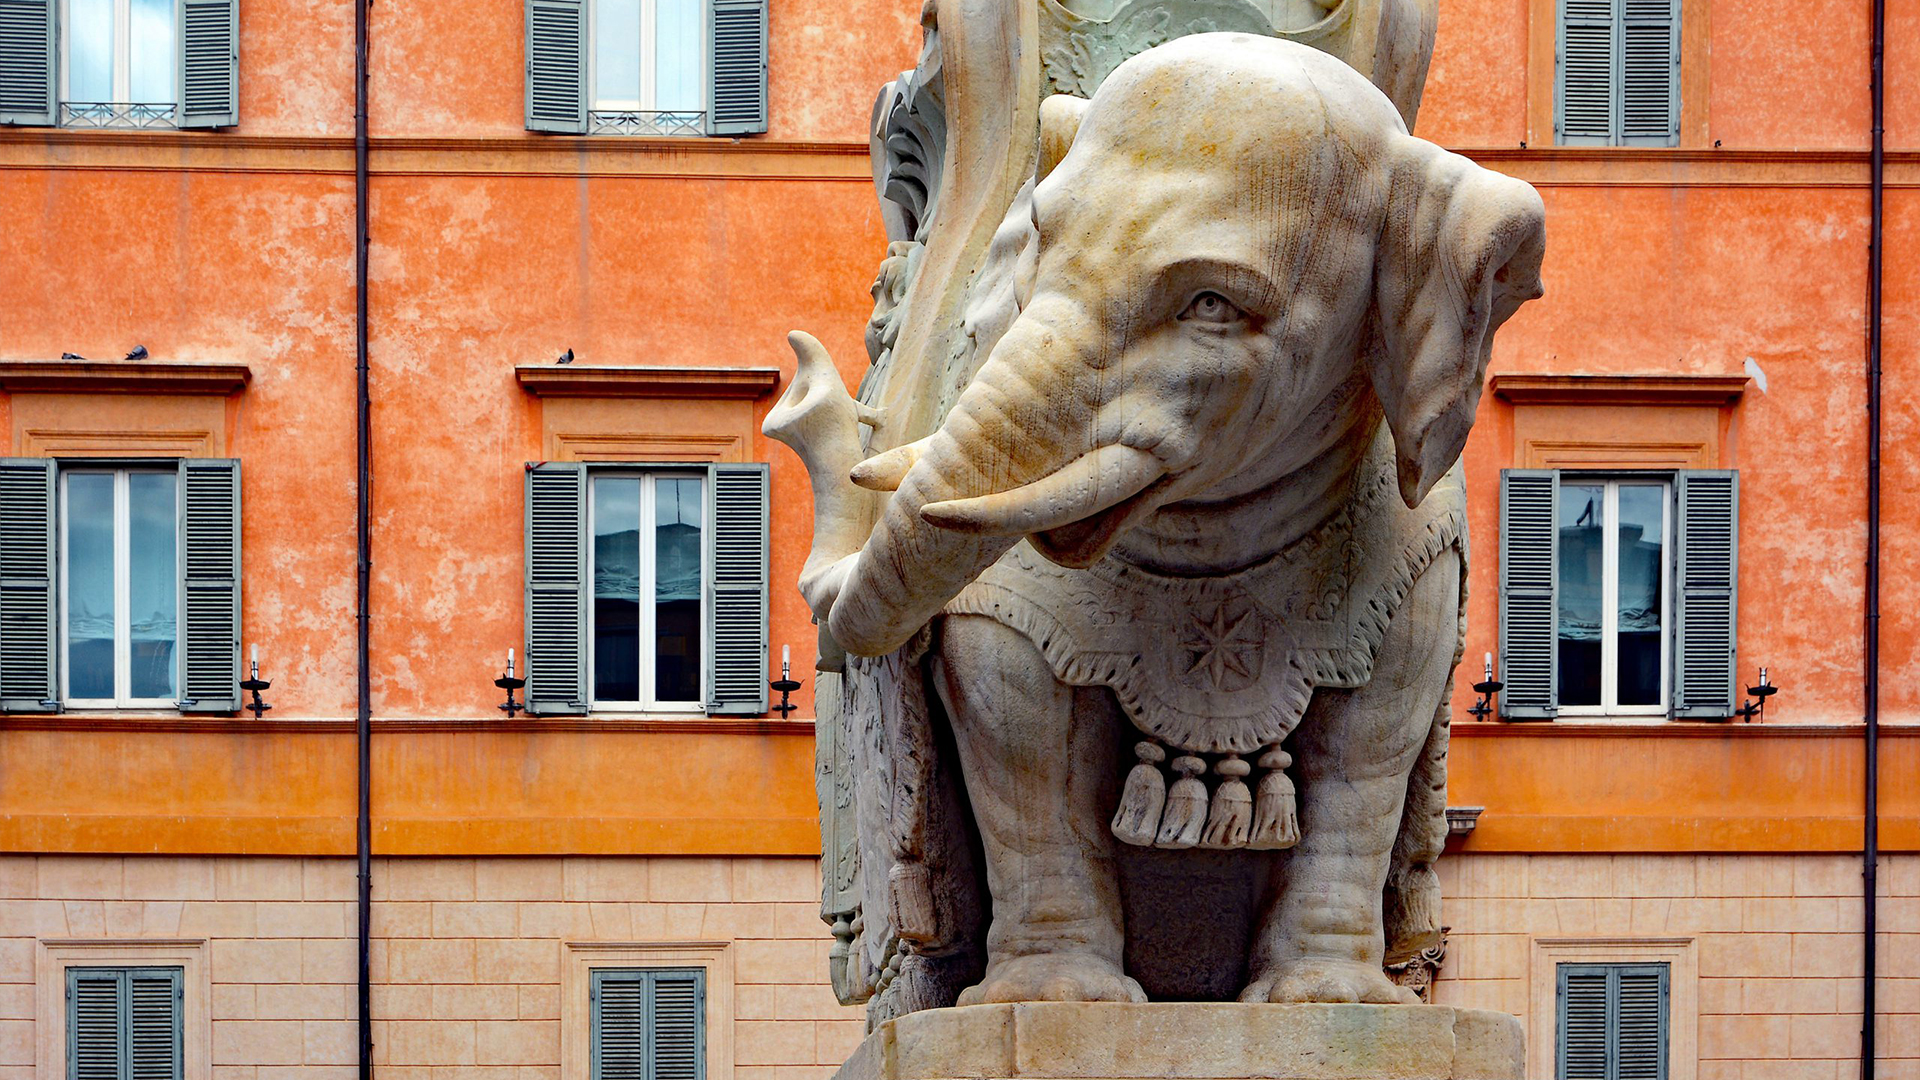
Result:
[945, 430, 1467, 756]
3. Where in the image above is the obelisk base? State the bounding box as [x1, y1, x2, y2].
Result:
[833, 1002, 1525, 1080]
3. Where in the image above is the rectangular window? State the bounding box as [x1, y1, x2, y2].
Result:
[1557, 962, 1668, 1080]
[1556, 0, 1679, 146]
[1554, 478, 1669, 715]
[524, 0, 765, 136]
[0, 0, 237, 128]
[591, 471, 706, 711]
[61, 467, 180, 709]
[591, 967, 705, 1080]
[60, 0, 177, 125]
[66, 966, 184, 1080]
[1498, 468, 1736, 720]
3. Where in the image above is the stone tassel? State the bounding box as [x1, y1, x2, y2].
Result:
[888, 861, 938, 943]
[1154, 756, 1209, 849]
[1246, 747, 1301, 850]
[1110, 740, 1168, 847]
[1198, 754, 1253, 849]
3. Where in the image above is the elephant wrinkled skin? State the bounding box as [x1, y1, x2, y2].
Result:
[767, 33, 1544, 1008]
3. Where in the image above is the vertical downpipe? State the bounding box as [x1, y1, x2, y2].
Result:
[1863, 0, 1884, 1072]
[353, 0, 374, 1072]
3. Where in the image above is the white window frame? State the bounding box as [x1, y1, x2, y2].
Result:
[57, 0, 176, 105]
[1555, 474, 1672, 718]
[58, 466, 179, 710]
[587, 0, 707, 114]
[587, 469, 708, 714]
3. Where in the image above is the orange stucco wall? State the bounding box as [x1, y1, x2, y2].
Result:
[0, 0, 1913, 858]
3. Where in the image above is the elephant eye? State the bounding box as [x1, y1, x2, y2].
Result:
[1179, 291, 1243, 325]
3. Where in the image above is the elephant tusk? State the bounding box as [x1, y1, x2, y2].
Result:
[920, 444, 1164, 536]
[850, 437, 929, 492]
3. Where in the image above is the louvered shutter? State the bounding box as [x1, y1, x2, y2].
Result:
[0, 0, 55, 126]
[704, 463, 767, 715]
[525, 0, 586, 133]
[651, 970, 704, 1080]
[127, 970, 183, 1080]
[591, 968, 706, 1080]
[1499, 470, 1558, 719]
[705, 0, 766, 136]
[1556, 963, 1668, 1080]
[1672, 470, 1737, 718]
[1557, 0, 1678, 146]
[0, 458, 56, 713]
[1556, 0, 1612, 144]
[1620, 0, 1678, 145]
[526, 463, 588, 714]
[178, 459, 241, 713]
[66, 967, 183, 1080]
[177, 0, 238, 128]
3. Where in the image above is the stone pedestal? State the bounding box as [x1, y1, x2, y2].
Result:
[834, 1002, 1525, 1080]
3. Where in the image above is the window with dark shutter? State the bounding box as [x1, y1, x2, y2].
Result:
[1498, 469, 1735, 719]
[525, 461, 768, 715]
[67, 967, 184, 1080]
[1556, 0, 1678, 146]
[0, 458, 57, 712]
[178, 459, 242, 713]
[591, 967, 706, 1080]
[0, 0, 56, 125]
[177, 0, 238, 128]
[705, 0, 766, 136]
[1556, 962, 1668, 1080]
[526, 0, 588, 133]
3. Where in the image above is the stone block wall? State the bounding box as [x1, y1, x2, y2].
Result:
[0, 854, 862, 1080]
[1434, 853, 1918, 1080]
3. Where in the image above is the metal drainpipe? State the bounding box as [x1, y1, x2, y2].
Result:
[1863, 0, 1884, 1070]
[353, 0, 373, 1071]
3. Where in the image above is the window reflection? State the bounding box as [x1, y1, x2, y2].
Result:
[654, 477, 702, 703]
[127, 473, 177, 700]
[593, 477, 641, 703]
[1615, 485, 1664, 706]
[65, 473, 116, 701]
[68, 0, 114, 102]
[1557, 483, 1604, 707]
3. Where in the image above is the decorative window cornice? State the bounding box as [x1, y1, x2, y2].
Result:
[1488, 372, 1749, 406]
[0, 360, 250, 395]
[514, 364, 781, 399]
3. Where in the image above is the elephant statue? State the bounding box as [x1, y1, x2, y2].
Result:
[768, 32, 1544, 1010]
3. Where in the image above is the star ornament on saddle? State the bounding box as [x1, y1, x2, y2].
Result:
[1183, 604, 1262, 691]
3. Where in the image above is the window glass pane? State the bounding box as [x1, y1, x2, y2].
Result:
[129, 0, 177, 104]
[1557, 483, 1604, 707]
[128, 473, 177, 700]
[1616, 484, 1665, 706]
[66, 473, 116, 701]
[654, 477, 702, 703]
[593, 0, 642, 109]
[653, 0, 702, 112]
[68, 0, 115, 102]
[593, 477, 641, 703]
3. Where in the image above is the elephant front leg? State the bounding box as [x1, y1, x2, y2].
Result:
[930, 615, 1144, 1004]
[1241, 557, 1461, 1005]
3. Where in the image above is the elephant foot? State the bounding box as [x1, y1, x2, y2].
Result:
[1240, 957, 1418, 1005]
[958, 953, 1146, 1005]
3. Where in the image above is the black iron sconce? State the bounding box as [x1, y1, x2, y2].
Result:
[1734, 667, 1778, 722]
[770, 645, 802, 717]
[240, 645, 273, 719]
[496, 647, 526, 718]
[1468, 652, 1502, 720]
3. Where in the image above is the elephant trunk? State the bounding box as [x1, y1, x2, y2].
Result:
[829, 314, 1164, 656]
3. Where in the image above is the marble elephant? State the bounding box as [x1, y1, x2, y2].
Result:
[767, 33, 1545, 1006]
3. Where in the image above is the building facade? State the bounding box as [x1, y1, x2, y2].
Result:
[0, 0, 1913, 1077]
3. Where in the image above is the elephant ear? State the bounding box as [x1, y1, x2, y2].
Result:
[1370, 138, 1546, 507]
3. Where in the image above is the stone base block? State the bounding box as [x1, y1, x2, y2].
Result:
[834, 1002, 1525, 1080]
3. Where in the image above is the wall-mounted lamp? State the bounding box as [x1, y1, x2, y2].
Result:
[1734, 667, 1778, 722]
[240, 644, 273, 718]
[496, 647, 526, 718]
[1468, 652, 1503, 720]
[770, 644, 802, 717]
